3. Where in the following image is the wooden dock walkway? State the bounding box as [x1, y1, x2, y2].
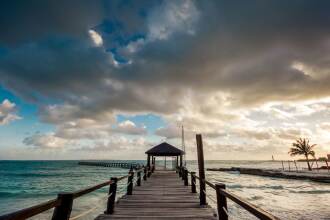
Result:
[0, 136, 279, 220]
[96, 170, 217, 220]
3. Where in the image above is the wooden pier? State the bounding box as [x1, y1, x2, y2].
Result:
[78, 161, 142, 170]
[96, 170, 217, 220]
[0, 135, 279, 220]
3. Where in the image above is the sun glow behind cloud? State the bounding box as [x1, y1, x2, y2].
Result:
[88, 29, 103, 47]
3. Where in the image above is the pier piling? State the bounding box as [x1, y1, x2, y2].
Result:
[51, 193, 73, 220]
[196, 134, 207, 206]
[105, 177, 117, 214]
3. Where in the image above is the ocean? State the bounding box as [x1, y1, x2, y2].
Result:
[0, 160, 329, 220]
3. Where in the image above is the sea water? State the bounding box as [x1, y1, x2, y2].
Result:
[0, 160, 329, 220]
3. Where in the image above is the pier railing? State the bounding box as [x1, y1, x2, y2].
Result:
[178, 166, 279, 220]
[0, 165, 154, 220]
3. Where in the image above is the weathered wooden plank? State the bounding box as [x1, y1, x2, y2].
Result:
[118, 199, 198, 203]
[95, 170, 216, 220]
[96, 215, 217, 220]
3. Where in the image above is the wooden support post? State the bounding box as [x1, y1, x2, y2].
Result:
[178, 165, 182, 177]
[147, 154, 151, 168]
[153, 157, 156, 170]
[184, 168, 188, 186]
[127, 171, 134, 195]
[147, 168, 151, 178]
[216, 183, 228, 220]
[315, 158, 319, 172]
[181, 167, 185, 180]
[191, 172, 196, 193]
[137, 171, 141, 186]
[51, 193, 74, 220]
[143, 166, 147, 181]
[180, 155, 183, 167]
[196, 134, 207, 206]
[176, 156, 179, 173]
[294, 160, 298, 172]
[151, 156, 155, 173]
[105, 177, 117, 214]
[325, 160, 330, 172]
[151, 157, 155, 173]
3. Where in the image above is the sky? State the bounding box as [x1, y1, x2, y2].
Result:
[1, 0, 330, 160]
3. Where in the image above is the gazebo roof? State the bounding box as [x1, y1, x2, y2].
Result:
[145, 142, 184, 156]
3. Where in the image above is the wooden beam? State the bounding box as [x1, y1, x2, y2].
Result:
[147, 154, 151, 168]
[196, 134, 207, 205]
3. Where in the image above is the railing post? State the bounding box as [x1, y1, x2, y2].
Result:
[181, 167, 185, 180]
[216, 183, 228, 220]
[105, 177, 117, 214]
[147, 167, 151, 177]
[51, 193, 73, 220]
[127, 171, 134, 195]
[179, 166, 182, 177]
[184, 168, 188, 186]
[196, 134, 207, 206]
[143, 166, 147, 181]
[191, 172, 196, 193]
[137, 171, 141, 186]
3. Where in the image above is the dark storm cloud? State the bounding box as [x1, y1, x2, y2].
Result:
[1, 0, 330, 121]
[0, 0, 104, 46]
[114, 0, 330, 105]
[0, 37, 112, 102]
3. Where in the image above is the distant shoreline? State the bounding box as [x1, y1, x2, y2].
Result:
[208, 167, 330, 183]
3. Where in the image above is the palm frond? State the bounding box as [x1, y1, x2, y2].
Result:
[289, 138, 317, 157]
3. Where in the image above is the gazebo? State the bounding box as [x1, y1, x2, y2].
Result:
[145, 142, 184, 170]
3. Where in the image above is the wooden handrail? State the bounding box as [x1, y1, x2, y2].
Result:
[72, 180, 112, 199]
[218, 189, 279, 220]
[182, 167, 278, 220]
[0, 199, 60, 220]
[0, 171, 138, 220]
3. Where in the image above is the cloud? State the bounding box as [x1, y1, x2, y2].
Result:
[275, 128, 312, 141]
[23, 133, 73, 149]
[319, 122, 330, 131]
[88, 29, 103, 47]
[2, 1, 330, 117]
[232, 128, 272, 141]
[54, 119, 112, 140]
[0, 0, 104, 46]
[0, 99, 21, 125]
[112, 120, 147, 135]
[155, 125, 181, 139]
[1, 1, 330, 159]
[77, 136, 153, 152]
[147, 0, 200, 41]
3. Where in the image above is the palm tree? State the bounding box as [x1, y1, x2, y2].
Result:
[289, 138, 316, 171]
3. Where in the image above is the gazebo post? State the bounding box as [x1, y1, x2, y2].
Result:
[176, 156, 179, 171]
[147, 154, 151, 169]
[180, 155, 183, 168]
[153, 157, 156, 170]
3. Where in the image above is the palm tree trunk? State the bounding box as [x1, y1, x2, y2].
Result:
[305, 155, 312, 171]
